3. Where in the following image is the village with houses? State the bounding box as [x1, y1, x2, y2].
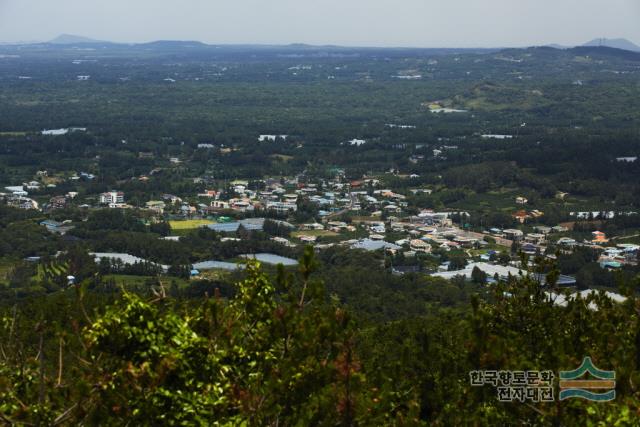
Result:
[2, 159, 638, 300]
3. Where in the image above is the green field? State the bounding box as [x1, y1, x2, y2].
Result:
[0, 131, 28, 136]
[36, 261, 69, 280]
[169, 219, 215, 230]
[102, 274, 154, 287]
[103, 274, 191, 288]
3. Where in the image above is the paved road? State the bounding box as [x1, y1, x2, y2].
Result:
[611, 233, 640, 241]
[324, 208, 350, 220]
[324, 191, 359, 220]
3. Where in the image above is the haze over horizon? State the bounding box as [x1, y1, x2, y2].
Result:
[0, 0, 639, 48]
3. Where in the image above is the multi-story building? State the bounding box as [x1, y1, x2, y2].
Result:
[99, 191, 124, 205]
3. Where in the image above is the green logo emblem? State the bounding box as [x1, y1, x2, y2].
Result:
[559, 357, 615, 401]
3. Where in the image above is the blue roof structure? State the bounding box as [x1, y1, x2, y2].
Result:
[601, 261, 622, 269]
[208, 222, 243, 232]
[207, 218, 265, 233]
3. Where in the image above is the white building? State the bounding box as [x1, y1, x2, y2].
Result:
[348, 139, 366, 146]
[266, 201, 297, 213]
[503, 229, 524, 241]
[100, 191, 124, 205]
[5, 185, 27, 196]
[7, 196, 39, 210]
[258, 134, 288, 142]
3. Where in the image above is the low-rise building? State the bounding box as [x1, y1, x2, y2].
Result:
[410, 239, 432, 253]
[301, 223, 324, 231]
[210, 200, 230, 210]
[503, 229, 524, 241]
[146, 200, 166, 214]
[525, 233, 546, 245]
[512, 210, 530, 223]
[298, 235, 318, 243]
[7, 196, 39, 210]
[48, 195, 69, 210]
[591, 231, 608, 245]
[556, 237, 577, 247]
[266, 201, 297, 213]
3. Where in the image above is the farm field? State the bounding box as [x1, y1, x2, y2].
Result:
[103, 274, 190, 288]
[169, 219, 216, 230]
[0, 131, 28, 136]
[291, 230, 340, 238]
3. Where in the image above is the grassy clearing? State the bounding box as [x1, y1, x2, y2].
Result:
[197, 270, 230, 280]
[469, 243, 505, 257]
[169, 219, 215, 230]
[270, 154, 294, 162]
[449, 190, 520, 211]
[103, 274, 189, 288]
[102, 274, 153, 288]
[0, 131, 28, 136]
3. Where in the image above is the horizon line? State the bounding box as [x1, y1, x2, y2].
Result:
[1, 34, 638, 50]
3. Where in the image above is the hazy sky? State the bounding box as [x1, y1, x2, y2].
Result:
[0, 0, 639, 47]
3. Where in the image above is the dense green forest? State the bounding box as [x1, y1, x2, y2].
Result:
[1, 249, 639, 425]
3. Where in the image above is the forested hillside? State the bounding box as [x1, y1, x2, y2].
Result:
[1, 249, 638, 425]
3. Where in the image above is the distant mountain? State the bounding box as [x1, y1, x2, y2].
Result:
[582, 38, 640, 52]
[139, 40, 209, 49]
[544, 43, 571, 49]
[49, 34, 109, 45]
[496, 45, 640, 64]
[569, 45, 640, 61]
